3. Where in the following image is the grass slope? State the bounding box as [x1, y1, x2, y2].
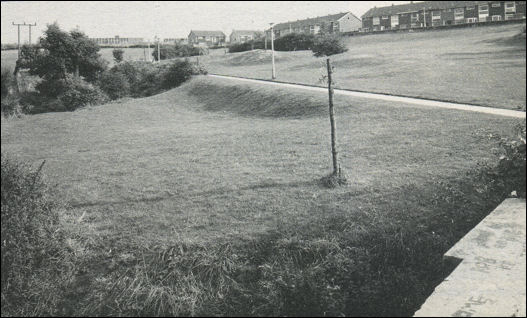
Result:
[199, 23, 526, 110]
[1, 76, 524, 316]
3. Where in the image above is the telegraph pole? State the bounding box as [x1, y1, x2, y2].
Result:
[270, 23, 276, 79]
[12, 22, 37, 58]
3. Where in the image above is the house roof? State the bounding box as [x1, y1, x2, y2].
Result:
[189, 30, 226, 37]
[270, 12, 357, 31]
[362, 1, 479, 18]
[230, 30, 263, 37]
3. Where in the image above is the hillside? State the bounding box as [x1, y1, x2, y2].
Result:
[1, 76, 524, 316]
[199, 23, 527, 110]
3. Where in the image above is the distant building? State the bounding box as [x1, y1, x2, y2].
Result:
[361, 1, 526, 32]
[90, 35, 144, 46]
[229, 30, 263, 43]
[188, 30, 226, 47]
[265, 12, 362, 38]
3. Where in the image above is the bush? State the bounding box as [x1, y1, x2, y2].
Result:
[228, 40, 265, 53]
[1, 68, 21, 117]
[2, 67, 17, 99]
[161, 59, 204, 89]
[152, 43, 202, 61]
[274, 33, 315, 51]
[312, 34, 348, 57]
[1, 154, 73, 316]
[57, 75, 108, 111]
[112, 48, 125, 63]
[484, 124, 526, 198]
[98, 71, 130, 100]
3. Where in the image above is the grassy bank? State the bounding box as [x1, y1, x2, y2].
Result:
[1, 76, 524, 316]
[198, 23, 526, 110]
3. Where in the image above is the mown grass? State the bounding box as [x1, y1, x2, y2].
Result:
[1, 76, 524, 316]
[199, 23, 526, 110]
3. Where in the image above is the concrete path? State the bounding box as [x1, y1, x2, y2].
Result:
[414, 198, 526, 317]
[208, 74, 526, 119]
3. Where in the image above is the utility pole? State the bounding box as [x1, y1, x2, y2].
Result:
[270, 23, 276, 79]
[147, 40, 151, 62]
[155, 36, 160, 62]
[12, 22, 36, 58]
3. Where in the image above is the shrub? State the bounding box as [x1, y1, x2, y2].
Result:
[152, 43, 202, 61]
[1, 67, 17, 99]
[57, 75, 108, 111]
[1, 154, 73, 316]
[228, 40, 265, 53]
[1, 68, 21, 117]
[312, 34, 348, 57]
[485, 124, 526, 198]
[274, 33, 315, 51]
[112, 48, 125, 63]
[98, 71, 130, 100]
[161, 59, 203, 89]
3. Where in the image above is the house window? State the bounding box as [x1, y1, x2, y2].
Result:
[391, 15, 399, 27]
[479, 4, 489, 21]
[479, 4, 489, 13]
[466, 17, 478, 23]
[466, 6, 475, 10]
[411, 12, 420, 23]
[505, 2, 516, 13]
[505, 12, 515, 19]
[492, 15, 502, 21]
[373, 16, 380, 25]
[454, 8, 464, 20]
[492, 2, 501, 7]
[432, 11, 441, 20]
[382, 15, 389, 19]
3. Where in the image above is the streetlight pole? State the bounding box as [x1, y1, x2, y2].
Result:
[270, 23, 276, 80]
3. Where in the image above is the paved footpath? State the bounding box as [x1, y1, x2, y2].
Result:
[208, 74, 526, 119]
[414, 198, 526, 317]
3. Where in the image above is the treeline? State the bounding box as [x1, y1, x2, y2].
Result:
[1, 23, 206, 116]
[228, 32, 347, 56]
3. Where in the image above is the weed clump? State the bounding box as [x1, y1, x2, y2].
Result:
[1, 154, 73, 316]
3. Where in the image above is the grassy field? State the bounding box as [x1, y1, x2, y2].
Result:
[1, 75, 524, 315]
[198, 23, 526, 110]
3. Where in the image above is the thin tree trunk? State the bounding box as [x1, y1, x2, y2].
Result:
[326, 58, 338, 175]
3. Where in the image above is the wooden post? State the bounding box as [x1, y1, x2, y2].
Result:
[326, 58, 338, 175]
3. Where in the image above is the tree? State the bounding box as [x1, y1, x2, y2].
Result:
[112, 48, 125, 63]
[312, 35, 348, 186]
[22, 23, 107, 83]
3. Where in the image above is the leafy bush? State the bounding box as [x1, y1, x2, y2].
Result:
[228, 40, 265, 53]
[312, 34, 348, 57]
[274, 33, 315, 51]
[98, 71, 130, 100]
[112, 48, 125, 63]
[162, 59, 205, 89]
[152, 43, 202, 61]
[57, 75, 108, 111]
[484, 124, 526, 198]
[1, 67, 16, 99]
[1, 154, 73, 316]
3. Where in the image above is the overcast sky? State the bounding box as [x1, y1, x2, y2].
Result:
[2, 1, 412, 43]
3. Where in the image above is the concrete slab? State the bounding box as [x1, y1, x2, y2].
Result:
[414, 198, 526, 317]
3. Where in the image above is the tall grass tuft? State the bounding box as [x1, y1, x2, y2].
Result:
[1, 154, 74, 316]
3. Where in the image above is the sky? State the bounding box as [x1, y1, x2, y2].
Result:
[1, 1, 413, 43]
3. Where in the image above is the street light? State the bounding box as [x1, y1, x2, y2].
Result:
[270, 22, 276, 79]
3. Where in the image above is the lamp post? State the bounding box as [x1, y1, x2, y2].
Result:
[270, 22, 276, 79]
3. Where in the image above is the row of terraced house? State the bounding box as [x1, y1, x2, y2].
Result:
[361, 1, 526, 32]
